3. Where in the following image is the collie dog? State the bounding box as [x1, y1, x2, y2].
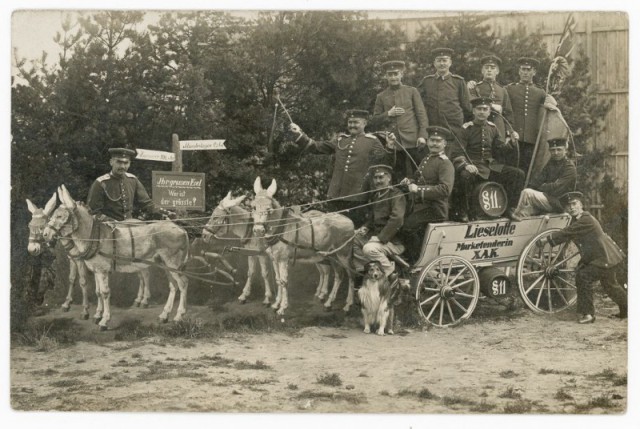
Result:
[358, 261, 403, 336]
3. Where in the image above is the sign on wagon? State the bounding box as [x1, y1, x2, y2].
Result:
[152, 171, 205, 211]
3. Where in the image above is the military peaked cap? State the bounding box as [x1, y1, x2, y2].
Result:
[345, 109, 370, 120]
[547, 138, 568, 148]
[427, 126, 452, 140]
[480, 55, 502, 66]
[559, 191, 584, 205]
[381, 60, 406, 72]
[517, 57, 540, 68]
[368, 164, 393, 176]
[432, 47, 454, 59]
[108, 147, 137, 160]
[470, 97, 493, 108]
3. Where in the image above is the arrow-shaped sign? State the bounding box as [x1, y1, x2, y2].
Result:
[180, 140, 227, 150]
[136, 149, 175, 162]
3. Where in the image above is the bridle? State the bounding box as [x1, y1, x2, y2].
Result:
[203, 204, 231, 238]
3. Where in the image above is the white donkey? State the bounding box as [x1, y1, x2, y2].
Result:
[43, 185, 189, 330]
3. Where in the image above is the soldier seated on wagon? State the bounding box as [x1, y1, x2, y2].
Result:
[450, 97, 525, 221]
[353, 163, 406, 281]
[87, 147, 175, 222]
[511, 138, 577, 220]
[399, 126, 455, 262]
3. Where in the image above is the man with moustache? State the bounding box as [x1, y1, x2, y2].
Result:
[419, 47, 472, 150]
[511, 138, 577, 220]
[399, 126, 455, 261]
[289, 110, 387, 227]
[506, 57, 559, 171]
[372, 60, 429, 178]
[87, 147, 173, 222]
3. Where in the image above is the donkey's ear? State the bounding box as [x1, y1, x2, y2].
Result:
[26, 199, 38, 214]
[231, 195, 247, 206]
[253, 176, 263, 194]
[266, 179, 277, 197]
[43, 193, 57, 216]
[59, 185, 76, 208]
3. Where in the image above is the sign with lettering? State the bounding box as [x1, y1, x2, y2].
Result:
[136, 149, 176, 162]
[151, 171, 205, 211]
[414, 214, 572, 267]
[179, 140, 226, 150]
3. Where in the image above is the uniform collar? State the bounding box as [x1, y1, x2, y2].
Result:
[110, 172, 126, 180]
[575, 212, 584, 220]
[427, 151, 445, 158]
[519, 80, 534, 85]
[436, 72, 451, 80]
[473, 118, 488, 126]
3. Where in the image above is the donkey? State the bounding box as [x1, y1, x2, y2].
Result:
[27, 194, 151, 319]
[42, 185, 189, 330]
[250, 177, 355, 316]
[202, 191, 333, 305]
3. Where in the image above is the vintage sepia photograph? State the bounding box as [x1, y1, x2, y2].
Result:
[5, 1, 637, 427]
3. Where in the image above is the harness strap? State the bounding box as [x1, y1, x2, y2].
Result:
[69, 219, 102, 261]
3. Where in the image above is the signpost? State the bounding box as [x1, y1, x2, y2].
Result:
[136, 149, 175, 162]
[152, 171, 206, 211]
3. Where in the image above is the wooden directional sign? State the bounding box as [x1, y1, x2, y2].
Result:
[151, 171, 205, 211]
[136, 149, 175, 162]
[179, 140, 226, 150]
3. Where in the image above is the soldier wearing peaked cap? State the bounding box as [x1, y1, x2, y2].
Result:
[512, 137, 577, 219]
[506, 56, 559, 171]
[399, 126, 455, 261]
[87, 147, 174, 222]
[450, 97, 524, 221]
[419, 48, 472, 153]
[545, 191, 627, 323]
[373, 60, 429, 179]
[289, 109, 387, 227]
[467, 55, 517, 145]
[353, 163, 406, 278]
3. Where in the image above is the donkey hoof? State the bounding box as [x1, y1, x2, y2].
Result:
[62, 306, 71, 312]
[93, 317, 102, 325]
[141, 303, 149, 309]
[238, 298, 247, 305]
[323, 306, 333, 313]
[134, 301, 141, 308]
[82, 314, 89, 320]
[159, 317, 169, 324]
[99, 325, 109, 332]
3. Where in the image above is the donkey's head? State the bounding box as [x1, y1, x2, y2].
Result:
[42, 185, 79, 242]
[251, 177, 277, 237]
[202, 191, 246, 243]
[26, 193, 57, 255]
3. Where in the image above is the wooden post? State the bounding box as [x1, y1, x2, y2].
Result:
[171, 133, 186, 216]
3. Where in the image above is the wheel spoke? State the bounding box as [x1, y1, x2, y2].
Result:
[547, 278, 553, 312]
[445, 258, 454, 287]
[447, 266, 467, 286]
[524, 273, 545, 295]
[553, 251, 581, 268]
[425, 297, 442, 320]
[554, 275, 578, 290]
[450, 277, 476, 290]
[525, 255, 544, 267]
[439, 297, 445, 325]
[550, 243, 566, 264]
[522, 270, 545, 276]
[421, 287, 441, 292]
[454, 291, 476, 299]
[450, 297, 468, 312]
[420, 293, 439, 306]
[446, 300, 456, 323]
[549, 278, 570, 306]
[535, 278, 546, 307]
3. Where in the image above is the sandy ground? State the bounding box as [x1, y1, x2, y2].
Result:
[10, 284, 628, 414]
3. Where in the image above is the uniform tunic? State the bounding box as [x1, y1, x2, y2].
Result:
[549, 211, 627, 316]
[419, 73, 472, 131]
[408, 152, 455, 222]
[86, 172, 157, 221]
[372, 84, 429, 148]
[300, 132, 386, 202]
[364, 187, 406, 245]
[471, 80, 514, 138]
[505, 82, 546, 144]
[529, 157, 577, 211]
[453, 120, 507, 179]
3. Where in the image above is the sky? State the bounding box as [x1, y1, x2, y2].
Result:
[4, 1, 640, 429]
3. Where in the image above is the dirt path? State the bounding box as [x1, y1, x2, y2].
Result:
[10, 295, 628, 414]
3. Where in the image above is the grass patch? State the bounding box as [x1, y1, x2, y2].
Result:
[199, 354, 235, 367]
[589, 368, 626, 386]
[499, 370, 518, 379]
[503, 399, 533, 413]
[539, 368, 575, 375]
[498, 386, 522, 399]
[113, 318, 154, 341]
[613, 374, 627, 386]
[30, 368, 58, 376]
[12, 318, 77, 348]
[297, 390, 365, 405]
[574, 394, 616, 411]
[397, 388, 439, 400]
[554, 388, 574, 401]
[442, 395, 477, 406]
[287, 383, 298, 390]
[316, 372, 342, 387]
[234, 360, 271, 370]
[49, 379, 85, 388]
[470, 399, 497, 413]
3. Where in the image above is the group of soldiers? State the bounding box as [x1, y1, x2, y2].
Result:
[288, 47, 627, 324]
[84, 48, 626, 325]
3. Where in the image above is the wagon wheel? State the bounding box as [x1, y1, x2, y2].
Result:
[415, 255, 480, 328]
[517, 229, 580, 314]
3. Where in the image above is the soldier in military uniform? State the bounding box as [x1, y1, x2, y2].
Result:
[546, 192, 627, 323]
[467, 55, 518, 144]
[506, 57, 558, 171]
[87, 147, 172, 222]
[289, 110, 387, 227]
[451, 97, 525, 221]
[512, 138, 577, 219]
[372, 60, 429, 178]
[399, 126, 455, 261]
[353, 164, 406, 279]
[419, 48, 472, 153]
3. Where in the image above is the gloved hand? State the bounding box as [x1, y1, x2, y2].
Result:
[416, 137, 427, 148]
[467, 80, 477, 91]
[510, 130, 520, 141]
[356, 226, 369, 237]
[387, 106, 406, 117]
[289, 123, 302, 135]
[544, 95, 558, 111]
[491, 103, 503, 114]
[465, 164, 479, 175]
